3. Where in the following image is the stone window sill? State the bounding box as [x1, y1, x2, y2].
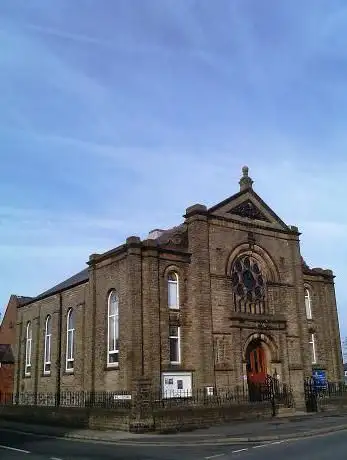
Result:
[63, 370, 74, 376]
[105, 364, 120, 371]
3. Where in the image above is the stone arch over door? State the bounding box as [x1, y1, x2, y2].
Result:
[243, 333, 279, 362]
[243, 333, 279, 385]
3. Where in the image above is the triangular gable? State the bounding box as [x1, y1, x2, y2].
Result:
[208, 188, 290, 231]
[228, 199, 271, 223]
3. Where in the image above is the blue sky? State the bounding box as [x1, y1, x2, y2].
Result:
[1, 1, 347, 336]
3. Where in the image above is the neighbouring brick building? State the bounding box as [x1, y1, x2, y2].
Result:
[13, 167, 343, 407]
[0, 295, 32, 397]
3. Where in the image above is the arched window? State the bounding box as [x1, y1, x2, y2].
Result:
[168, 271, 179, 309]
[66, 309, 75, 372]
[44, 315, 52, 374]
[25, 321, 32, 376]
[231, 255, 266, 314]
[107, 291, 119, 366]
[305, 288, 312, 319]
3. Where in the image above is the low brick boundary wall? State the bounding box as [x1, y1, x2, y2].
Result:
[0, 400, 274, 433]
[317, 394, 347, 412]
[152, 401, 273, 433]
[0, 405, 130, 431]
[0, 400, 273, 433]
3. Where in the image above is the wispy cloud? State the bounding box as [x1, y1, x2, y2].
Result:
[0, 0, 347, 334]
[24, 23, 115, 47]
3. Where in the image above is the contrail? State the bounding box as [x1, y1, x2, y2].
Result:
[25, 23, 113, 47]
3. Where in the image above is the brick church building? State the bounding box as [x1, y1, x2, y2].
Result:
[13, 167, 343, 406]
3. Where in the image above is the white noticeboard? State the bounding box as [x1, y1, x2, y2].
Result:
[161, 372, 192, 398]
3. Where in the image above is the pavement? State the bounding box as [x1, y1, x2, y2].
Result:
[1, 411, 347, 445]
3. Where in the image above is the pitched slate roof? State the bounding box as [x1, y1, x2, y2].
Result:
[0, 344, 14, 364]
[22, 268, 89, 306]
[17, 296, 34, 306]
[156, 224, 186, 244]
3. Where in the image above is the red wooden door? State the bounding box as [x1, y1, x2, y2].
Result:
[246, 342, 267, 384]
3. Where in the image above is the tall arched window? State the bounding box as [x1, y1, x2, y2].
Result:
[66, 309, 75, 372]
[305, 288, 312, 319]
[168, 271, 179, 309]
[25, 321, 32, 376]
[44, 315, 52, 374]
[231, 255, 266, 314]
[108, 291, 119, 366]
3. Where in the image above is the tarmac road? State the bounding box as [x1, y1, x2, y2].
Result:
[1, 427, 347, 460]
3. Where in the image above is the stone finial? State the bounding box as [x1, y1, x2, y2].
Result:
[239, 165, 254, 192]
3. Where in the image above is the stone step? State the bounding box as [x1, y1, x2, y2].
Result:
[276, 406, 296, 417]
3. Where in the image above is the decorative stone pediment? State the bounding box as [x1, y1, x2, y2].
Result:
[206, 166, 294, 232]
[209, 190, 291, 231]
[227, 199, 271, 222]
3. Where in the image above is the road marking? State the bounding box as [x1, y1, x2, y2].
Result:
[271, 440, 286, 445]
[253, 444, 268, 448]
[231, 448, 248, 453]
[205, 454, 225, 459]
[0, 444, 30, 454]
[51, 457, 64, 460]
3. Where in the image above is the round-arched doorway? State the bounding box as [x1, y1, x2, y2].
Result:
[245, 338, 269, 385]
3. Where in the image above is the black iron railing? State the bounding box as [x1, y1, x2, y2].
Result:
[304, 379, 347, 412]
[0, 390, 132, 409]
[0, 380, 293, 412]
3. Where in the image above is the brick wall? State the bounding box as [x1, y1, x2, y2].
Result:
[90, 241, 136, 393]
[152, 401, 272, 433]
[317, 394, 347, 412]
[303, 272, 343, 382]
[185, 205, 215, 389]
[0, 405, 89, 428]
[0, 296, 19, 394]
[14, 284, 88, 396]
[0, 400, 272, 433]
[0, 365, 14, 396]
[0, 296, 18, 343]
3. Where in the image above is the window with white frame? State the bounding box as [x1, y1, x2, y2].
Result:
[66, 309, 75, 371]
[25, 321, 32, 376]
[107, 290, 119, 366]
[168, 271, 179, 309]
[44, 315, 52, 374]
[304, 288, 312, 319]
[309, 333, 317, 364]
[169, 325, 180, 364]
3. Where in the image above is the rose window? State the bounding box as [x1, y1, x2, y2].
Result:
[231, 255, 266, 314]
